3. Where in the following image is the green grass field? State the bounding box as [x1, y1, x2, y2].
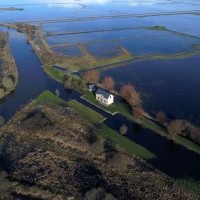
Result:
[43, 65, 65, 82]
[68, 100, 105, 125]
[84, 91, 132, 116]
[35, 90, 66, 105]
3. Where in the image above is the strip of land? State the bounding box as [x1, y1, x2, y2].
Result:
[0, 7, 23, 11]
[18, 10, 200, 24]
[0, 32, 18, 99]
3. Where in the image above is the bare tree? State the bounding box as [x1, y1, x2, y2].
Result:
[101, 76, 115, 90]
[119, 125, 128, 135]
[156, 111, 167, 123]
[167, 120, 186, 139]
[120, 84, 142, 107]
[82, 70, 100, 83]
[190, 127, 200, 144]
[133, 106, 145, 119]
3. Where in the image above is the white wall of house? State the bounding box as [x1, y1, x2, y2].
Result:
[107, 95, 114, 105]
[96, 94, 114, 106]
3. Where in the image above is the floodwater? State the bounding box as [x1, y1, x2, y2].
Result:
[101, 56, 200, 125]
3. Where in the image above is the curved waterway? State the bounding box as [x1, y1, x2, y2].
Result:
[0, 27, 200, 187]
[79, 95, 200, 182]
[0, 27, 80, 121]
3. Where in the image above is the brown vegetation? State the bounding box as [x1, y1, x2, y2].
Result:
[119, 124, 128, 135]
[101, 76, 115, 90]
[190, 127, 200, 144]
[156, 111, 167, 123]
[168, 119, 200, 144]
[64, 74, 87, 93]
[133, 106, 145, 119]
[167, 120, 186, 139]
[120, 84, 142, 107]
[0, 97, 198, 199]
[0, 32, 18, 99]
[82, 70, 100, 84]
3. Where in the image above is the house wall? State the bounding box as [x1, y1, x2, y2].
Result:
[96, 94, 114, 105]
[107, 95, 114, 105]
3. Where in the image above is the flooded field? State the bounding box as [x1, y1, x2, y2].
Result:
[0, 0, 200, 112]
[0, 0, 200, 123]
[101, 56, 200, 125]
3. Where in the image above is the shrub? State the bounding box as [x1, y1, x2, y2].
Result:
[119, 124, 128, 136]
[101, 76, 115, 90]
[0, 116, 5, 126]
[2, 77, 14, 90]
[167, 120, 186, 139]
[156, 111, 167, 123]
[64, 74, 87, 92]
[55, 89, 60, 97]
[120, 84, 142, 107]
[0, 171, 11, 199]
[8, 74, 15, 83]
[190, 127, 200, 144]
[82, 70, 100, 84]
[133, 106, 145, 119]
[0, 87, 5, 98]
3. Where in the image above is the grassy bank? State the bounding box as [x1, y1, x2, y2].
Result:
[84, 91, 132, 117]
[33, 92, 156, 160]
[67, 100, 105, 125]
[68, 99, 155, 160]
[43, 65, 65, 82]
[35, 90, 66, 105]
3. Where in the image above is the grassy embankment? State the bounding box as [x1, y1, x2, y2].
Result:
[35, 90, 67, 105]
[0, 32, 18, 99]
[43, 65, 65, 83]
[35, 90, 155, 160]
[68, 99, 155, 160]
[83, 91, 200, 155]
[145, 25, 200, 39]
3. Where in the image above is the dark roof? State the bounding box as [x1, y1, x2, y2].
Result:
[96, 89, 112, 99]
[89, 84, 96, 90]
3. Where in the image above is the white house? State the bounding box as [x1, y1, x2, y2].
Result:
[95, 89, 114, 106]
